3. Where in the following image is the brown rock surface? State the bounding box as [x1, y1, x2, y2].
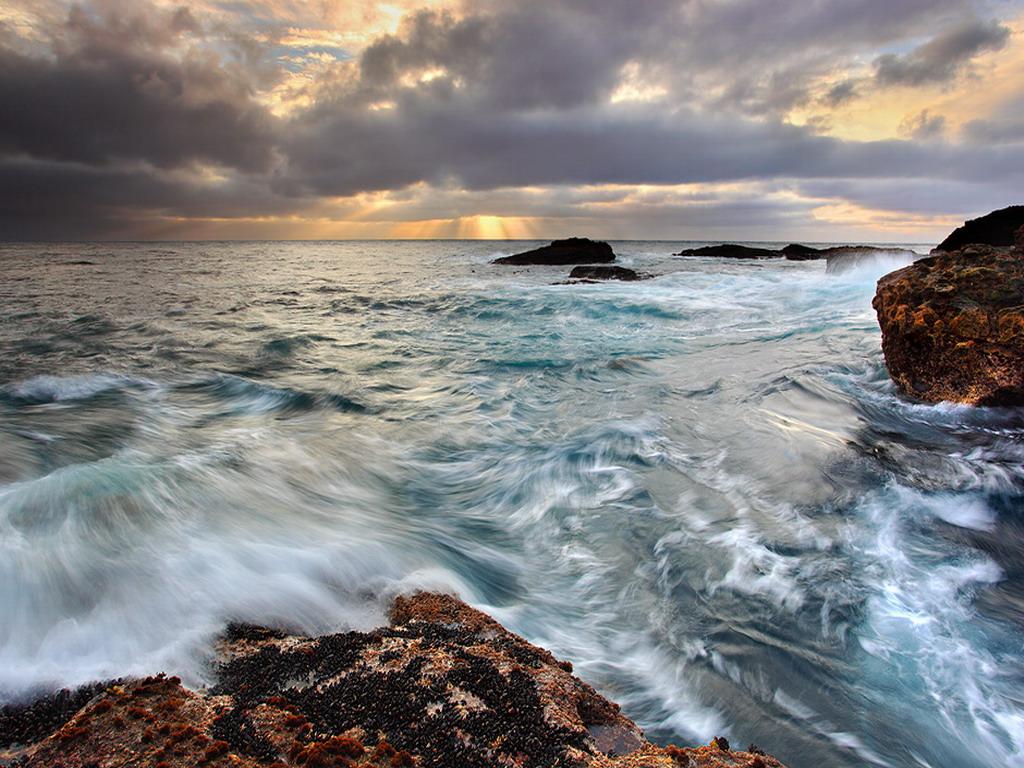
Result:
[1, 592, 784, 768]
[872, 243, 1024, 405]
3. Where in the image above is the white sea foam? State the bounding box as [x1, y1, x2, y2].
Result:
[1, 242, 1020, 768]
[5, 373, 155, 403]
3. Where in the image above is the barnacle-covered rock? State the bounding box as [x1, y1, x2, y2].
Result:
[1, 593, 785, 768]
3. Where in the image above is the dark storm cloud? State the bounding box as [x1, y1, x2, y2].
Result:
[281, 97, 1024, 199]
[277, 0, 1024, 197]
[0, 4, 277, 172]
[874, 18, 1010, 86]
[0, 0, 1022, 238]
[0, 157, 306, 239]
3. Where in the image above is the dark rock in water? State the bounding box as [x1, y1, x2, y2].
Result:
[567, 265, 649, 281]
[675, 244, 780, 259]
[493, 237, 615, 265]
[781, 244, 824, 260]
[935, 205, 1024, 252]
[873, 242, 1024, 405]
[825, 246, 921, 275]
[0, 592, 786, 768]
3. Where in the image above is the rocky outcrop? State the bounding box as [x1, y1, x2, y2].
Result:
[1, 592, 784, 768]
[824, 246, 920, 275]
[672, 243, 918, 268]
[780, 244, 824, 260]
[493, 238, 616, 265]
[873, 243, 1024, 405]
[935, 206, 1024, 252]
[674, 244, 779, 259]
[566, 266, 650, 282]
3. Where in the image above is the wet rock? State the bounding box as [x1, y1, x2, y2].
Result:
[824, 246, 921, 275]
[935, 205, 1024, 252]
[0, 592, 786, 768]
[492, 238, 616, 265]
[674, 244, 780, 259]
[566, 266, 650, 282]
[873, 242, 1024, 405]
[780, 244, 824, 260]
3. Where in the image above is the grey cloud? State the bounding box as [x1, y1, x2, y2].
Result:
[0, 3, 277, 172]
[652, 0, 972, 116]
[963, 118, 1024, 143]
[282, 90, 1024, 199]
[798, 177, 1023, 218]
[821, 79, 860, 107]
[962, 96, 1024, 143]
[874, 18, 1010, 86]
[1, 0, 1022, 240]
[899, 109, 947, 140]
[0, 157, 306, 239]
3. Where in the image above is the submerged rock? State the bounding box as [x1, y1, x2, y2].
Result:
[935, 205, 1024, 252]
[824, 246, 920, 275]
[493, 238, 616, 265]
[873, 243, 1024, 405]
[0, 592, 785, 768]
[674, 244, 779, 259]
[566, 265, 650, 281]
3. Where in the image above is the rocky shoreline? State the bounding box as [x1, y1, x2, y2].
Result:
[872, 206, 1024, 406]
[1, 593, 783, 768]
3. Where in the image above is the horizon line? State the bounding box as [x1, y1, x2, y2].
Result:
[0, 237, 939, 245]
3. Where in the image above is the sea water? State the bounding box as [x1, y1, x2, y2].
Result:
[0, 241, 1021, 768]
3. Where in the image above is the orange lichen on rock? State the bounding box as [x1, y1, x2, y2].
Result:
[873, 241, 1024, 405]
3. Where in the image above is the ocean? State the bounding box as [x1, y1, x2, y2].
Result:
[1, 240, 1021, 768]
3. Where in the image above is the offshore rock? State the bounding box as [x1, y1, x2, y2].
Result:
[566, 265, 650, 281]
[935, 205, 1024, 252]
[493, 238, 616, 265]
[873, 243, 1024, 405]
[780, 244, 824, 260]
[0, 592, 785, 768]
[674, 244, 779, 259]
[824, 246, 920, 275]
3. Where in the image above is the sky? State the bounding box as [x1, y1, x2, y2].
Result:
[1, 0, 1023, 241]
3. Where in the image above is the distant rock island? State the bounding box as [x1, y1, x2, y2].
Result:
[874, 208, 1024, 406]
[673, 243, 919, 271]
[674, 244, 781, 259]
[492, 237, 616, 265]
[0, 592, 784, 768]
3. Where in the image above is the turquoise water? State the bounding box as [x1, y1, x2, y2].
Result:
[1, 241, 1021, 767]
